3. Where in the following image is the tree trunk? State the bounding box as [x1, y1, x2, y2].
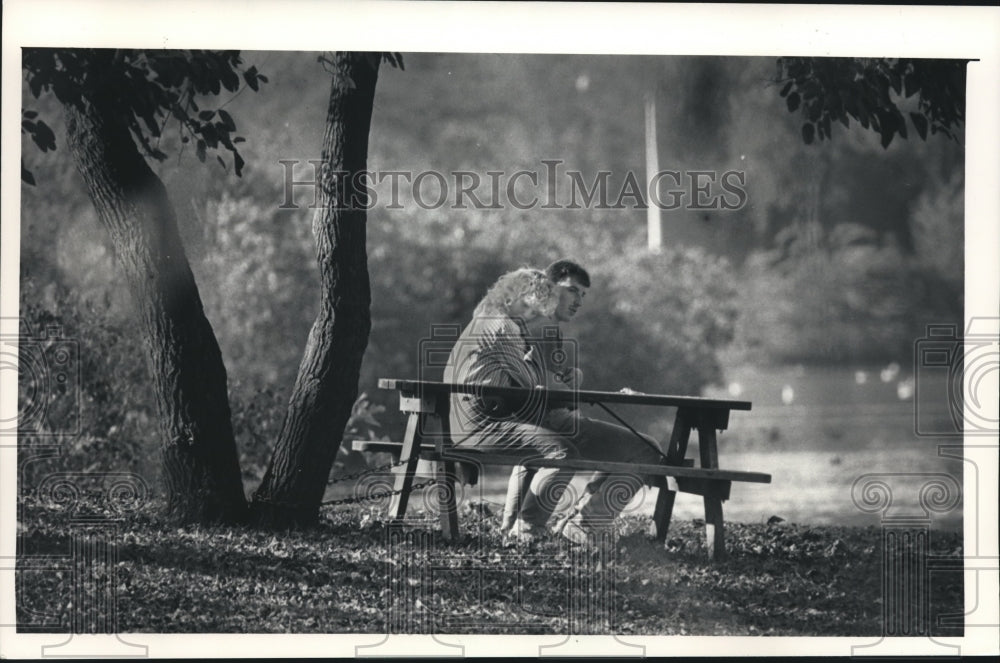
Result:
[64, 93, 248, 524]
[250, 53, 379, 527]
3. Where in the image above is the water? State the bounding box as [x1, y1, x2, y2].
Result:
[683, 363, 962, 528]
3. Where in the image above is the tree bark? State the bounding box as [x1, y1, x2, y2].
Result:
[64, 92, 248, 524]
[250, 53, 379, 527]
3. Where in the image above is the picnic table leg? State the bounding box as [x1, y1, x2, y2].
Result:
[698, 424, 726, 561]
[651, 478, 676, 543]
[652, 410, 692, 542]
[389, 413, 423, 521]
[434, 456, 459, 540]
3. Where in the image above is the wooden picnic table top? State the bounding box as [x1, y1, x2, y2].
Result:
[378, 378, 752, 411]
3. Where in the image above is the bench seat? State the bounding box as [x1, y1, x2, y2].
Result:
[352, 439, 769, 483]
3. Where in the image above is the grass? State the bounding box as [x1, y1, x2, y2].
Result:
[16, 496, 964, 636]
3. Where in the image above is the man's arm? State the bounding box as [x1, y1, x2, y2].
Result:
[549, 366, 583, 390]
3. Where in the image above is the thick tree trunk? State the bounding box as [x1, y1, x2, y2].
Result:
[250, 53, 379, 527]
[64, 93, 248, 524]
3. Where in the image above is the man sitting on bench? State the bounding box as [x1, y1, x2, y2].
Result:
[443, 267, 663, 544]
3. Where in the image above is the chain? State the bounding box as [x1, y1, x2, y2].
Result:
[320, 478, 439, 507]
[320, 455, 433, 507]
[251, 456, 442, 510]
[253, 475, 440, 511]
[326, 457, 407, 486]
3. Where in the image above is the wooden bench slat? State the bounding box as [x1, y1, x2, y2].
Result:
[426, 451, 772, 484]
[351, 440, 771, 484]
[351, 440, 407, 453]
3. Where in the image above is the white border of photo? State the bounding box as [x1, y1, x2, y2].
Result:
[2, 1, 997, 658]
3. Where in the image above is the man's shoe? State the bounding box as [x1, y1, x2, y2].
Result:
[559, 514, 619, 546]
[558, 516, 593, 545]
[506, 518, 543, 545]
[500, 515, 517, 533]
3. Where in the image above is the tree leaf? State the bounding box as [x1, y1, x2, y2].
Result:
[888, 68, 902, 95]
[786, 92, 800, 112]
[200, 123, 219, 148]
[218, 127, 234, 150]
[220, 68, 241, 93]
[801, 123, 815, 145]
[876, 109, 896, 148]
[880, 127, 894, 149]
[218, 109, 236, 131]
[21, 159, 36, 186]
[807, 101, 823, 122]
[910, 112, 928, 140]
[138, 108, 161, 137]
[243, 66, 260, 91]
[32, 120, 57, 152]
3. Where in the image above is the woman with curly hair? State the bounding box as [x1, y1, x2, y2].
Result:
[471, 266, 558, 319]
[445, 268, 560, 450]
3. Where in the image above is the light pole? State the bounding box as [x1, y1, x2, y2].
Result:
[645, 89, 662, 253]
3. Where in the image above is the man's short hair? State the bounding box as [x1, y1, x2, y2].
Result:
[546, 260, 591, 288]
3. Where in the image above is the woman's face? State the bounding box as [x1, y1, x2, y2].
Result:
[518, 288, 556, 322]
[507, 298, 538, 322]
[500, 272, 557, 323]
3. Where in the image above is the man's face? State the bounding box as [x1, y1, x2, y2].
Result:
[553, 277, 587, 322]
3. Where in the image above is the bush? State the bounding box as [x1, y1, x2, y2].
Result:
[17, 266, 157, 493]
[733, 221, 961, 365]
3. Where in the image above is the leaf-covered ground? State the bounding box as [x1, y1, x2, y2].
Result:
[16, 498, 964, 635]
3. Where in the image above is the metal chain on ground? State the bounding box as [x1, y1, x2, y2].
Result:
[252, 456, 435, 510]
[253, 475, 439, 510]
[320, 478, 439, 507]
[320, 455, 438, 507]
[326, 457, 407, 486]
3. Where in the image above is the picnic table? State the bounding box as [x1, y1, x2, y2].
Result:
[354, 378, 770, 560]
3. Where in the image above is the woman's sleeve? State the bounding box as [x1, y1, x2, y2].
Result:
[464, 320, 540, 417]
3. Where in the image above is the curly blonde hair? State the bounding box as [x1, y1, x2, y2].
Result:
[473, 268, 557, 319]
